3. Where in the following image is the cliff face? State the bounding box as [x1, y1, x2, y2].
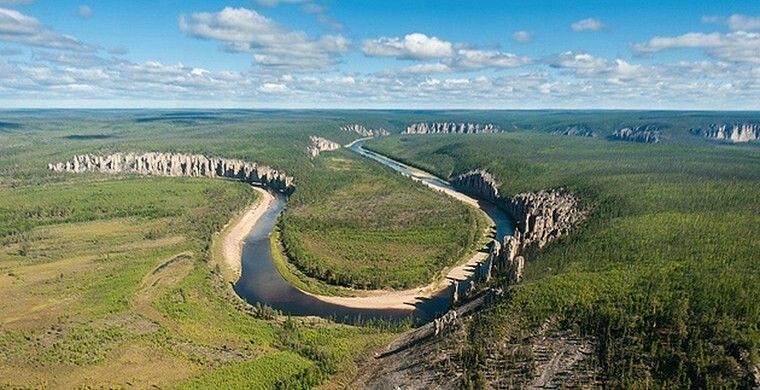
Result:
[403, 122, 500, 135]
[307, 136, 340, 157]
[450, 169, 499, 201]
[611, 125, 662, 143]
[452, 169, 585, 290]
[340, 124, 389, 137]
[551, 125, 594, 137]
[691, 123, 760, 143]
[48, 152, 295, 193]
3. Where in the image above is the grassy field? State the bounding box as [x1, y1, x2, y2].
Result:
[0, 110, 479, 387]
[0, 174, 394, 387]
[280, 148, 486, 290]
[365, 131, 760, 387]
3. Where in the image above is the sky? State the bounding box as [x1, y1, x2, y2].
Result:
[0, 0, 759, 109]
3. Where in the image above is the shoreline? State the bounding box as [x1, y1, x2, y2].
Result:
[220, 186, 274, 278]
[219, 145, 497, 311]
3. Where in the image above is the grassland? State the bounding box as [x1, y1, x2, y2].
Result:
[0, 110, 479, 387]
[365, 131, 760, 387]
[280, 148, 486, 290]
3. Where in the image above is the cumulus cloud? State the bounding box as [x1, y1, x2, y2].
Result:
[362, 33, 530, 72]
[513, 30, 534, 43]
[632, 31, 760, 64]
[179, 7, 349, 71]
[449, 49, 531, 69]
[702, 14, 760, 32]
[33, 50, 112, 67]
[547, 51, 647, 80]
[361, 33, 454, 60]
[0, 8, 96, 51]
[571, 18, 605, 32]
[257, 82, 288, 93]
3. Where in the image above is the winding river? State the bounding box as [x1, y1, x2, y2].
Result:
[234, 140, 514, 323]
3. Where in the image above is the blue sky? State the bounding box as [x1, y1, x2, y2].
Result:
[0, 0, 758, 108]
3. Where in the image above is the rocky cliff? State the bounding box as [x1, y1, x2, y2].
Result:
[551, 125, 594, 137]
[307, 136, 341, 157]
[403, 122, 500, 135]
[690, 123, 760, 143]
[48, 152, 295, 193]
[611, 125, 662, 143]
[340, 124, 389, 137]
[450, 169, 500, 201]
[452, 169, 585, 290]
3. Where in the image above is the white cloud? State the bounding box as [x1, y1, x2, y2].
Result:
[632, 31, 760, 64]
[702, 14, 760, 32]
[0, 8, 95, 51]
[77, 5, 92, 18]
[33, 50, 112, 67]
[571, 18, 605, 32]
[179, 7, 349, 71]
[547, 51, 648, 81]
[361, 33, 454, 60]
[513, 30, 534, 43]
[449, 49, 531, 69]
[257, 82, 288, 93]
[300, 3, 342, 30]
[398, 63, 453, 74]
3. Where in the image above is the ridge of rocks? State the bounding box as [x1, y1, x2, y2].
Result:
[307, 136, 341, 157]
[451, 169, 586, 297]
[690, 123, 760, 143]
[551, 124, 594, 137]
[340, 124, 389, 137]
[403, 122, 500, 135]
[611, 125, 662, 143]
[48, 152, 295, 193]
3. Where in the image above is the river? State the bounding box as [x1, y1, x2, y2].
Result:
[234, 140, 514, 324]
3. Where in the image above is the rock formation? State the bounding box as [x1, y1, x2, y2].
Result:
[340, 124, 389, 137]
[451, 169, 499, 201]
[48, 152, 295, 193]
[306, 136, 341, 157]
[690, 123, 760, 143]
[551, 125, 594, 137]
[452, 169, 585, 293]
[611, 125, 662, 143]
[403, 122, 500, 135]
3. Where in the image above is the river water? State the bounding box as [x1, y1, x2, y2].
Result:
[234, 140, 514, 324]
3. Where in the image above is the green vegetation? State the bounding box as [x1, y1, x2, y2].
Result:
[280, 149, 486, 290]
[0, 110, 471, 387]
[366, 132, 760, 387]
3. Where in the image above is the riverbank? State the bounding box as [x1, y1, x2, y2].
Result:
[216, 186, 273, 280]
[218, 144, 505, 312]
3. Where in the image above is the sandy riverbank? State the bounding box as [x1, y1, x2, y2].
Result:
[219, 170, 494, 312]
[220, 186, 274, 278]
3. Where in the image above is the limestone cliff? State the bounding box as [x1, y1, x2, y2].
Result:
[611, 125, 662, 143]
[690, 123, 760, 143]
[307, 136, 340, 157]
[403, 122, 500, 135]
[452, 169, 585, 289]
[450, 169, 499, 201]
[48, 152, 295, 193]
[340, 124, 389, 137]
